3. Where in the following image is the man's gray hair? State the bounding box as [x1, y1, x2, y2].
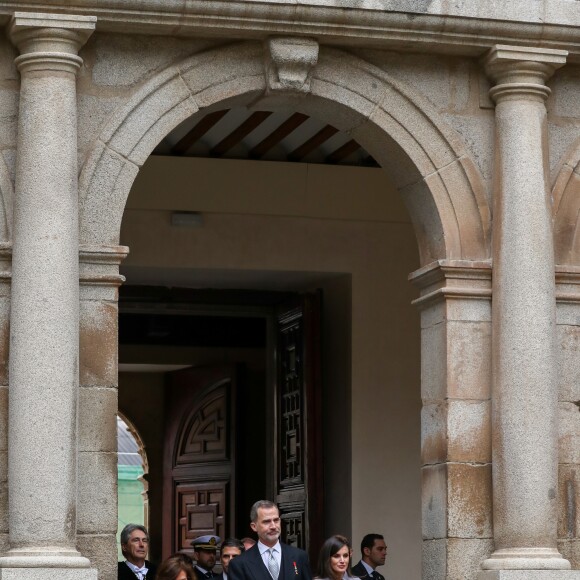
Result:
[250, 500, 277, 523]
[120, 523, 149, 546]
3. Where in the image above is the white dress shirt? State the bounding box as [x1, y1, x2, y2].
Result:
[125, 560, 149, 579]
[258, 540, 282, 572]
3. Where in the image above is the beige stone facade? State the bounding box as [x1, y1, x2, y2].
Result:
[0, 2, 578, 580]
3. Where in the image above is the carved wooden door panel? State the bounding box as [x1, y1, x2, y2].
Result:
[275, 294, 323, 563]
[163, 365, 238, 560]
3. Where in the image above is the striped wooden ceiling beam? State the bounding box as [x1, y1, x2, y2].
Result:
[288, 125, 339, 162]
[250, 112, 309, 159]
[210, 111, 273, 157]
[325, 139, 361, 164]
[171, 109, 229, 156]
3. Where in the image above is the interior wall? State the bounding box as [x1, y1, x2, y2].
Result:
[316, 275, 352, 539]
[120, 156, 421, 579]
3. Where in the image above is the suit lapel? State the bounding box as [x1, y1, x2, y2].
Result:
[248, 545, 273, 580]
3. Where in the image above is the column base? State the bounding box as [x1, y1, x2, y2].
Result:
[0, 549, 96, 578]
[481, 548, 572, 570]
[0, 570, 96, 579]
[478, 572, 580, 580]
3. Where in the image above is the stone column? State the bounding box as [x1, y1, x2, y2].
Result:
[0, 12, 96, 579]
[410, 260, 494, 580]
[479, 45, 573, 577]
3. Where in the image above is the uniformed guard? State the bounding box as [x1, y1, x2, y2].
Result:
[192, 534, 222, 579]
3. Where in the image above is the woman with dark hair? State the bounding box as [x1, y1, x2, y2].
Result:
[156, 553, 198, 580]
[315, 535, 357, 580]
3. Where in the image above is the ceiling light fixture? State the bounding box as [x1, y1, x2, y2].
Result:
[171, 211, 204, 228]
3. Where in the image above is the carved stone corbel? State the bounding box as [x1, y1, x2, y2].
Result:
[265, 37, 319, 93]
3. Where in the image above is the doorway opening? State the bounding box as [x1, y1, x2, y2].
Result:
[117, 284, 348, 565]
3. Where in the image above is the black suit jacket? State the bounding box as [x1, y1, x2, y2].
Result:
[118, 561, 157, 580]
[228, 543, 311, 580]
[196, 566, 218, 580]
[351, 562, 383, 580]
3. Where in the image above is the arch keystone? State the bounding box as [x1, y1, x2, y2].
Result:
[265, 37, 319, 93]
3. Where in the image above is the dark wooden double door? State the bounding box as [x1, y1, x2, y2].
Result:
[162, 296, 322, 563]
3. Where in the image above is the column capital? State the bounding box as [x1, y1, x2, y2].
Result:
[483, 45, 567, 103]
[8, 12, 96, 74]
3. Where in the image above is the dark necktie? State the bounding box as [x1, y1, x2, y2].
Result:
[206, 573, 213, 579]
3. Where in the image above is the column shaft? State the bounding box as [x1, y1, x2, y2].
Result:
[0, 13, 96, 575]
[11, 62, 80, 550]
[482, 45, 570, 572]
[494, 93, 557, 549]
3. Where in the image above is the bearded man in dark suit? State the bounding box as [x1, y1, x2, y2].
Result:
[228, 501, 312, 580]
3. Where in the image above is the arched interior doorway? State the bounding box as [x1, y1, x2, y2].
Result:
[116, 106, 422, 578]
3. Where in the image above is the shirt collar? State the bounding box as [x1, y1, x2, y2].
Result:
[125, 560, 149, 575]
[258, 541, 281, 555]
[361, 561, 374, 576]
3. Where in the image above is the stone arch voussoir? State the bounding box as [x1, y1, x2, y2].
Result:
[309, 48, 490, 264]
[0, 153, 13, 243]
[79, 41, 490, 265]
[553, 138, 580, 266]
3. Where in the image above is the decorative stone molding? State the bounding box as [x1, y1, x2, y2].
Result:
[265, 37, 319, 93]
[556, 265, 580, 304]
[4, 2, 580, 62]
[411, 262, 580, 305]
[0, 242, 11, 280]
[9, 12, 95, 74]
[409, 259, 492, 308]
[79, 244, 128, 288]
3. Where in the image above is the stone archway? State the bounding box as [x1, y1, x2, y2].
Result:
[75, 39, 493, 580]
[78, 40, 490, 266]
